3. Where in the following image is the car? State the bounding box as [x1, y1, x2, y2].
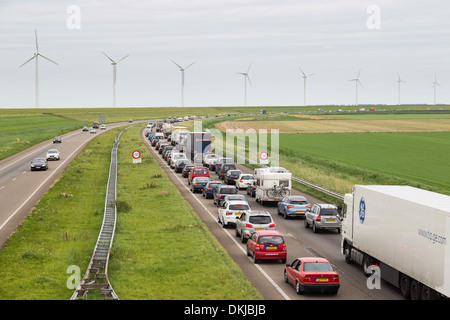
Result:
[236, 173, 256, 189]
[53, 136, 61, 143]
[277, 196, 311, 219]
[284, 257, 340, 294]
[224, 169, 242, 185]
[193, 153, 204, 164]
[46, 149, 60, 161]
[188, 166, 210, 185]
[170, 153, 188, 169]
[202, 154, 218, 168]
[222, 194, 247, 203]
[30, 158, 48, 171]
[202, 180, 222, 199]
[174, 159, 190, 173]
[246, 180, 257, 197]
[235, 210, 276, 243]
[82, 126, 89, 132]
[100, 124, 106, 130]
[128, 119, 133, 123]
[247, 230, 287, 264]
[218, 200, 251, 228]
[190, 177, 210, 193]
[215, 157, 234, 173]
[90, 128, 96, 134]
[217, 163, 236, 180]
[213, 185, 238, 207]
[182, 164, 195, 178]
[304, 204, 342, 233]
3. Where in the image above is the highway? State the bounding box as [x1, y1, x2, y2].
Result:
[0, 123, 130, 248]
[141, 128, 405, 300]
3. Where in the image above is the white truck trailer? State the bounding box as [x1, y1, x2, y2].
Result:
[254, 167, 292, 205]
[341, 185, 450, 300]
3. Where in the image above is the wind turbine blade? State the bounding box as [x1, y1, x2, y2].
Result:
[103, 52, 115, 64]
[246, 74, 252, 87]
[39, 54, 58, 65]
[185, 61, 195, 69]
[358, 80, 364, 88]
[171, 60, 183, 70]
[308, 73, 315, 77]
[357, 68, 361, 79]
[35, 29, 39, 53]
[116, 54, 129, 64]
[19, 55, 36, 68]
[247, 62, 252, 74]
[299, 67, 306, 77]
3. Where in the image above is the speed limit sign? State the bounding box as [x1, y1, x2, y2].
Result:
[260, 151, 269, 164]
[132, 150, 141, 159]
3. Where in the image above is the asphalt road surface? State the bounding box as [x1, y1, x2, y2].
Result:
[0, 123, 131, 248]
[141, 129, 404, 300]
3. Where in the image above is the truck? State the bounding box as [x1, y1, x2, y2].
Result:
[170, 126, 189, 146]
[254, 167, 292, 205]
[161, 123, 172, 138]
[92, 121, 99, 129]
[341, 185, 450, 300]
[185, 132, 212, 161]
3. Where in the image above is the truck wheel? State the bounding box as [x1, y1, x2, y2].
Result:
[344, 246, 353, 264]
[362, 255, 375, 277]
[410, 280, 422, 300]
[399, 274, 411, 298]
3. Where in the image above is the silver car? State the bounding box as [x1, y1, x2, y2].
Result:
[45, 148, 60, 161]
[235, 210, 276, 243]
[304, 203, 341, 233]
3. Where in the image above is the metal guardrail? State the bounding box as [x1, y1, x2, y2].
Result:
[70, 128, 128, 300]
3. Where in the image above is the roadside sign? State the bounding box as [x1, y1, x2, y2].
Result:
[260, 151, 269, 164]
[132, 150, 141, 159]
[133, 158, 142, 164]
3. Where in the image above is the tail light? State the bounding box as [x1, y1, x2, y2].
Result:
[282, 243, 286, 251]
[331, 275, 340, 283]
[303, 277, 314, 283]
[245, 224, 253, 228]
[226, 211, 232, 216]
[194, 183, 199, 186]
[269, 223, 276, 228]
[240, 179, 243, 183]
[287, 205, 294, 209]
[316, 216, 321, 222]
[306, 205, 311, 209]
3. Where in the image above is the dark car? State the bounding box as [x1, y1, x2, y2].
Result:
[190, 177, 210, 193]
[218, 163, 236, 180]
[224, 169, 242, 185]
[174, 159, 190, 173]
[247, 180, 257, 197]
[213, 185, 238, 207]
[53, 136, 62, 143]
[202, 180, 222, 199]
[182, 164, 195, 178]
[30, 158, 48, 171]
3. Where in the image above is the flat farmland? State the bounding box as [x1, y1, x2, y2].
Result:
[213, 114, 450, 196]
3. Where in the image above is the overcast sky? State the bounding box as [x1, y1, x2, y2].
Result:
[0, 0, 449, 108]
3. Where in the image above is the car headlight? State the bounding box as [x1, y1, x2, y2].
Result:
[31, 164, 35, 167]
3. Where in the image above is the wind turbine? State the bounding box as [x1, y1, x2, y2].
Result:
[433, 74, 442, 105]
[299, 67, 314, 106]
[171, 60, 195, 107]
[397, 73, 406, 105]
[19, 29, 58, 108]
[236, 63, 252, 106]
[103, 52, 129, 107]
[348, 69, 363, 106]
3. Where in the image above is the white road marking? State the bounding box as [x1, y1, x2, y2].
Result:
[143, 133, 291, 300]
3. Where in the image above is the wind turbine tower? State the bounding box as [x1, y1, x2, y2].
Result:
[299, 67, 314, 106]
[236, 63, 252, 106]
[103, 52, 129, 107]
[19, 29, 58, 108]
[348, 69, 363, 106]
[397, 73, 406, 105]
[433, 74, 441, 105]
[171, 60, 195, 107]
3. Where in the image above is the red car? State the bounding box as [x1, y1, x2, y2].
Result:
[246, 230, 287, 264]
[284, 257, 340, 294]
[188, 166, 210, 185]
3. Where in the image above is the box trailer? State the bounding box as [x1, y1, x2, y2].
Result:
[254, 167, 292, 205]
[341, 185, 450, 299]
[186, 132, 212, 161]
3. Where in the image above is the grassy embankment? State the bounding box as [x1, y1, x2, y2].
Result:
[0, 124, 261, 299]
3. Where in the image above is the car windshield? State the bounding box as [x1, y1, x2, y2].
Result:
[229, 171, 240, 176]
[249, 216, 272, 224]
[220, 188, 237, 194]
[48, 150, 58, 153]
[320, 208, 339, 216]
[303, 262, 334, 272]
[33, 159, 46, 163]
[208, 183, 221, 188]
[194, 168, 208, 174]
[241, 175, 253, 180]
[258, 236, 284, 245]
[229, 204, 250, 210]
[195, 178, 209, 183]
